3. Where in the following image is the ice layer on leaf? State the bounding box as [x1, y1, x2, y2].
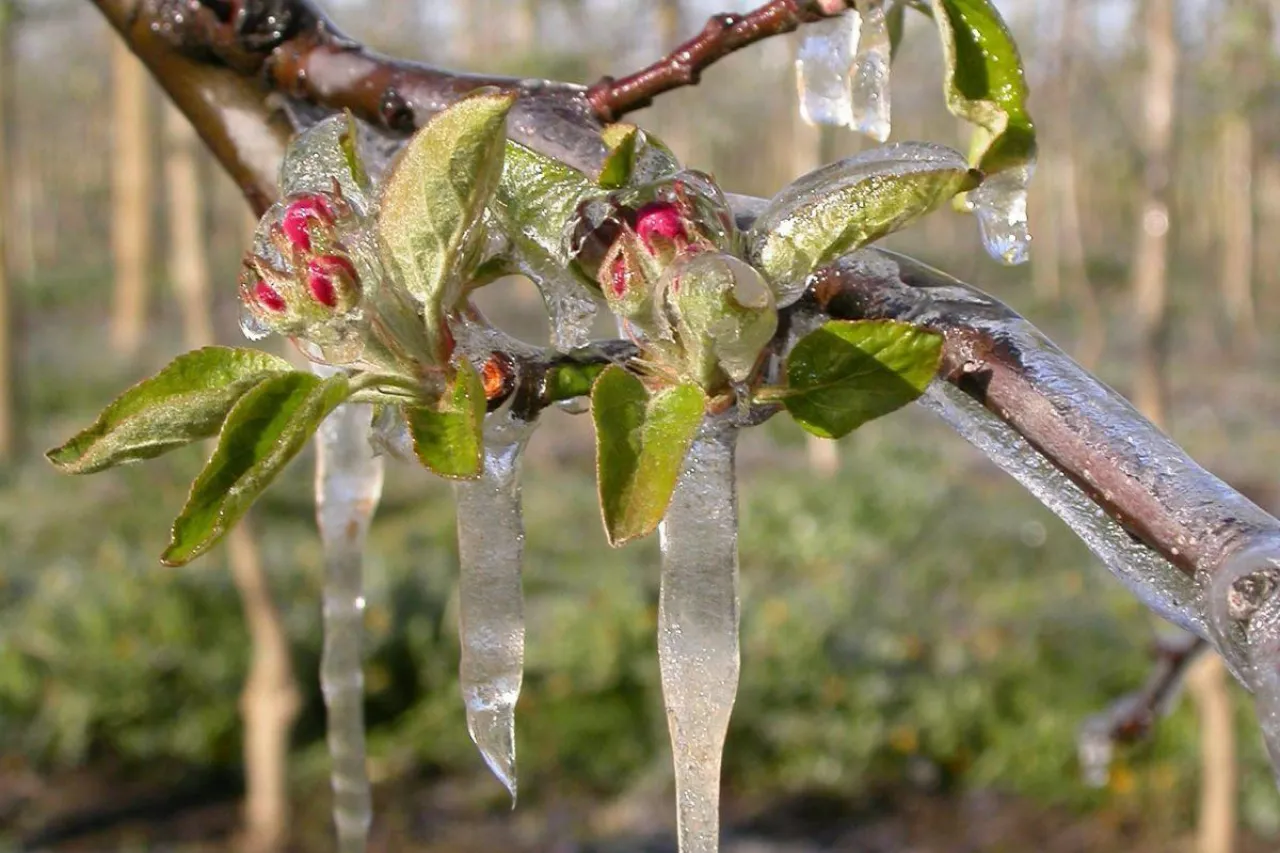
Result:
[795, 11, 861, 128]
[453, 409, 537, 801]
[658, 419, 740, 853]
[313, 378, 384, 853]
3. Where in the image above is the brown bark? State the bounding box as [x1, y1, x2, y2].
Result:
[110, 40, 153, 358]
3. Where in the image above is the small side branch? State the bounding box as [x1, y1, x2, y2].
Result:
[1083, 634, 1207, 748]
[586, 0, 853, 121]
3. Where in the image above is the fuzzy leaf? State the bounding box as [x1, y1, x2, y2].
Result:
[405, 358, 486, 479]
[592, 367, 706, 546]
[599, 125, 641, 188]
[780, 320, 942, 439]
[930, 0, 1036, 176]
[47, 347, 293, 475]
[162, 371, 352, 566]
[748, 143, 977, 290]
[377, 92, 516, 359]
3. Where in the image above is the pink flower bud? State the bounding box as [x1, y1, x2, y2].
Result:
[306, 255, 359, 309]
[254, 280, 287, 312]
[608, 255, 629, 298]
[282, 194, 336, 252]
[633, 201, 686, 251]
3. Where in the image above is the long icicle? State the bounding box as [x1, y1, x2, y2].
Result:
[658, 419, 741, 853]
[850, 0, 892, 142]
[314, 390, 385, 853]
[454, 411, 535, 802]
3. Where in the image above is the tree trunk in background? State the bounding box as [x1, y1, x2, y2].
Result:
[110, 40, 152, 358]
[164, 104, 214, 350]
[166, 101, 298, 853]
[228, 522, 300, 853]
[1131, 3, 1238, 847]
[0, 0, 15, 465]
[1217, 114, 1253, 353]
[1130, 0, 1175, 427]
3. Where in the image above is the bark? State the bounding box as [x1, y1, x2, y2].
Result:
[110, 40, 153, 358]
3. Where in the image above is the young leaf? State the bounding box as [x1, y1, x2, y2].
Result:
[779, 319, 942, 439]
[747, 142, 977, 293]
[163, 371, 353, 566]
[280, 112, 372, 205]
[592, 367, 706, 546]
[405, 358, 486, 479]
[47, 347, 293, 475]
[377, 91, 516, 360]
[930, 0, 1036, 177]
[598, 124, 641, 189]
[493, 141, 596, 268]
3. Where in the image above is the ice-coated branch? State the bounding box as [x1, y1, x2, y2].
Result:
[585, 0, 855, 121]
[658, 420, 741, 853]
[314, 390, 385, 852]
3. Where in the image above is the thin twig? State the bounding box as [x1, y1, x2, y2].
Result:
[1082, 634, 1206, 745]
[585, 0, 853, 121]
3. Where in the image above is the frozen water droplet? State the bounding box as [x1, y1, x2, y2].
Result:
[968, 163, 1034, 265]
[850, 0, 892, 142]
[1076, 716, 1114, 788]
[658, 421, 740, 853]
[313, 389, 384, 853]
[454, 414, 537, 803]
[796, 11, 861, 128]
[238, 300, 272, 341]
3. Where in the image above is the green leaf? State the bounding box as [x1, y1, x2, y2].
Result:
[377, 91, 516, 360]
[930, 0, 1036, 177]
[779, 320, 942, 439]
[887, 0, 907, 60]
[47, 347, 294, 475]
[598, 124, 640, 188]
[747, 143, 978, 290]
[405, 358, 486, 479]
[493, 141, 597, 271]
[280, 112, 372, 204]
[163, 371, 353, 566]
[592, 367, 705, 546]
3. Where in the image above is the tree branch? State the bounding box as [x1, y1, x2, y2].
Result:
[585, 0, 854, 121]
[93, 0, 1280, 648]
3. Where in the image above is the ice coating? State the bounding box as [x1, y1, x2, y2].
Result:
[1242, 588, 1280, 785]
[519, 252, 599, 351]
[453, 410, 537, 801]
[280, 114, 373, 209]
[313, 379, 385, 853]
[795, 11, 860, 128]
[748, 143, 969, 305]
[658, 420, 740, 853]
[966, 163, 1033, 265]
[919, 380, 1208, 638]
[850, 0, 892, 142]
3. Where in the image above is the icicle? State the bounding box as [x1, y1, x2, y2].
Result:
[918, 380, 1207, 640]
[796, 11, 861, 128]
[1075, 716, 1114, 788]
[966, 163, 1034, 265]
[453, 410, 536, 802]
[314, 383, 384, 853]
[658, 419, 740, 853]
[850, 0, 892, 142]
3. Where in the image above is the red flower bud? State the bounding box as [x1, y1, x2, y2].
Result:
[306, 255, 359, 309]
[282, 194, 336, 252]
[634, 201, 686, 251]
[608, 255, 629, 298]
[254, 280, 287, 312]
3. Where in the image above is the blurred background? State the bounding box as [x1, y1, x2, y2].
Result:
[1, 0, 1279, 850]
